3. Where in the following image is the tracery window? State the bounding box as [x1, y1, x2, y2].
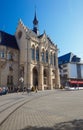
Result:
[50, 52, 53, 64]
[54, 53, 56, 66]
[46, 50, 48, 63]
[36, 47, 39, 61]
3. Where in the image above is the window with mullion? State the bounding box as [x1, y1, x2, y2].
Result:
[7, 75, 13, 85]
[54, 53, 56, 66]
[36, 48, 39, 61]
[46, 51, 48, 63]
[50, 53, 52, 64]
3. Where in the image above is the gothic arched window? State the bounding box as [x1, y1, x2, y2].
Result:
[50, 52, 52, 64]
[32, 46, 35, 60]
[46, 50, 48, 63]
[36, 47, 39, 61]
[54, 53, 56, 66]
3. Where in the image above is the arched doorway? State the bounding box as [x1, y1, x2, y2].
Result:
[33, 67, 38, 88]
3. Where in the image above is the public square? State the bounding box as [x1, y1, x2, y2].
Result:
[0, 89, 83, 130]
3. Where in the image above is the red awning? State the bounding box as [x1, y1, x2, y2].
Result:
[78, 81, 83, 84]
[69, 80, 83, 84]
[69, 81, 77, 84]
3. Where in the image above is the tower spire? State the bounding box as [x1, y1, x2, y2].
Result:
[33, 10, 38, 25]
[33, 8, 39, 35]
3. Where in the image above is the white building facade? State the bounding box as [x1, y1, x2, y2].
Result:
[59, 52, 83, 87]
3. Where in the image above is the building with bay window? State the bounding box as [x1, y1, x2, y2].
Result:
[0, 12, 60, 91]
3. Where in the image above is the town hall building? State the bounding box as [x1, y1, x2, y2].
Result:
[0, 12, 60, 92]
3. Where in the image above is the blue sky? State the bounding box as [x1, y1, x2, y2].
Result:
[0, 0, 83, 59]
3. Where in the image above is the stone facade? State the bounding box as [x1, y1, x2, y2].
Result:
[0, 45, 19, 91]
[15, 19, 60, 90]
[0, 15, 60, 91]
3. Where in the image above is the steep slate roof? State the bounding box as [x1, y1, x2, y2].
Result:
[58, 52, 80, 65]
[58, 52, 71, 65]
[0, 31, 19, 50]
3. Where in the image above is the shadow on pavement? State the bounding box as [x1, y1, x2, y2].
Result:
[21, 119, 83, 130]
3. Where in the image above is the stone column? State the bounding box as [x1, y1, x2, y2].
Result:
[55, 68, 60, 88]
[27, 63, 32, 89]
[55, 52, 60, 88]
[24, 63, 28, 88]
[25, 38, 32, 89]
[48, 66, 53, 90]
[38, 64, 44, 90]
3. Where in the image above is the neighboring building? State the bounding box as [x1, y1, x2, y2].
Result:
[0, 12, 60, 91]
[0, 31, 19, 91]
[58, 52, 83, 87]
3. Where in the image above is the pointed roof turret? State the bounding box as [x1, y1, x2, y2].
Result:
[33, 10, 39, 35]
[33, 11, 38, 25]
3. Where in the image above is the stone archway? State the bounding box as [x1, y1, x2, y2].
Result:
[33, 67, 38, 88]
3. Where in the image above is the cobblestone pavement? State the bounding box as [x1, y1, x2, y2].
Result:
[0, 90, 83, 130]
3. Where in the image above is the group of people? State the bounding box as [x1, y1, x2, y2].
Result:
[17, 86, 38, 93]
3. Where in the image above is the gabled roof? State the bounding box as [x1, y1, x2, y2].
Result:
[0, 31, 19, 50]
[38, 32, 55, 46]
[58, 52, 80, 65]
